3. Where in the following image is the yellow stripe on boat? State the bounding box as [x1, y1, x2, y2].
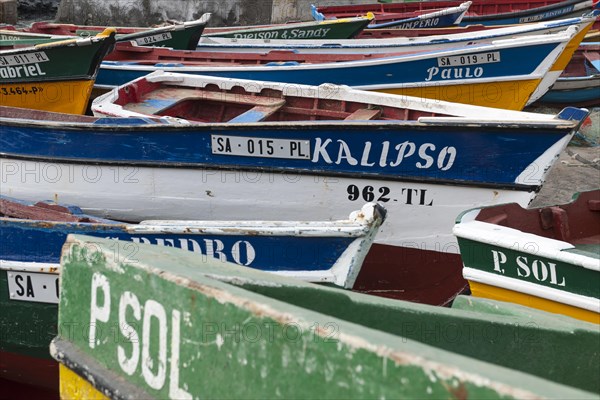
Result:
[469, 280, 600, 325]
[59, 364, 109, 400]
[376, 79, 542, 110]
[550, 22, 594, 73]
[0, 80, 95, 115]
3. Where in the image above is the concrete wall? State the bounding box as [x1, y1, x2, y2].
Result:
[1, 0, 17, 24]
[53, 0, 382, 26]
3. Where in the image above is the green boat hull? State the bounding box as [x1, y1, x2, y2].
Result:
[50, 235, 599, 398]
[454, 190, 600, 324]
[3, 16, 209, 51]
[203, 17, 371, 40]
[0, 30, 115, 114]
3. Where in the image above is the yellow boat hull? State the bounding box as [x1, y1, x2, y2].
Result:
[375, 79, 542, 110]
[551, 22, 593, 73]
[59, 364, 109, 400]
[469, 281, 600, 325]
[0, 79, 95, 115]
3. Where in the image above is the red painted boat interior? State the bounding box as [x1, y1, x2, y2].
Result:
[561, 43, 600, 77]
[475, 190, 600, 246]
[105, 41, 414, 64]
[115, 79, 447, 123]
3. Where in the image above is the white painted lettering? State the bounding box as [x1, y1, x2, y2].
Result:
[118, 291, 141, 376]
[141, 299, 168, 390]
[89, 272, 111, 349]
[416, 143, 435, 169]
[516, 256, 531, 278]
[390, 141, 415, 167]
[169, 309, 192, 399]
[335, 140, 358, 166]
[312, 138, 333, 163]
[491, 250, 507, 273]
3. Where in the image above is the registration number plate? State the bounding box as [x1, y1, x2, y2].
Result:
[7, 271, 59, 304]
[134, 32, 173, 46]
[211, 135, 311, 160]
[438, 51, 500, 67]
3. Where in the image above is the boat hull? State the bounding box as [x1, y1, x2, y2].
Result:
[315, 0, 596, 27]
[469, 280, 599, 324]
[97, 36, 569, 110]
[0, 267, 58, 390]
[377, 78, 542, 111]
[0, 79, 94, 114]
[0, 31, 115, 114]
[0, 157, 553, 304]
[49, 235, 600, 399]
[203, 17, 372, 40]
[454, 190, 600, 324]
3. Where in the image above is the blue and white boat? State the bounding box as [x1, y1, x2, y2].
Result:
[97, 27, 579, 110]
[0, 197, 384, 291]
[0, 71, 589, 305]
[195, 14, 597, 55]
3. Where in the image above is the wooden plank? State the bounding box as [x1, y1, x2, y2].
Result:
[228, 104, 284, 123]
[344, 108, 382, 120]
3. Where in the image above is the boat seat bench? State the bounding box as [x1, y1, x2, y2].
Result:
[344, 108, 382, 120]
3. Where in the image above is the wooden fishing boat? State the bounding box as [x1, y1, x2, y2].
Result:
[1, 72, 588, 308]
[194, 13, 595, 106]
[454, 190, 600, 324]
[538, 42, 600, 106]
[51, 235, 600, 399]
[96, 27, 579, 110]
[59, 14, 372, 41]
[196, 14, 595, 54]
[0, 197, 383, 390]
[0, 29, 115, 114]
[311, 2, 471, 29]
[315, 0, 598, 27]
[0, 29, 76, 48]
[1, 15, 210, 51]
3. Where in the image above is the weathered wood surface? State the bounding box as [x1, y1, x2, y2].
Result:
[51, 235, 599, 399]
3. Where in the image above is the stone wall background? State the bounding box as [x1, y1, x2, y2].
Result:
[15, 0, 379, 26]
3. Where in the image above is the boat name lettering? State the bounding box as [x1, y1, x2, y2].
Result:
[519, 6, 574, 23]
[211, 135, 310, 160]
[0, 51, 49, 66]
[395, 17, 440, 30]
[126, 237, 256, 266]
[0, 63, 46, 79]
[89, 272, 192, 398]
[280, 27, 332, 40]
[232, 27, 332, 40]
[0, 34, 21, 41]
[7, 271, 59, 304]
[347, 184, 433, 206]
[426, 66, 484, 81]
[313, 139, 457, 170]
[134, 32, 173, 46]
[491, 249, 566, 287]
[438, 52, 500, 68]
